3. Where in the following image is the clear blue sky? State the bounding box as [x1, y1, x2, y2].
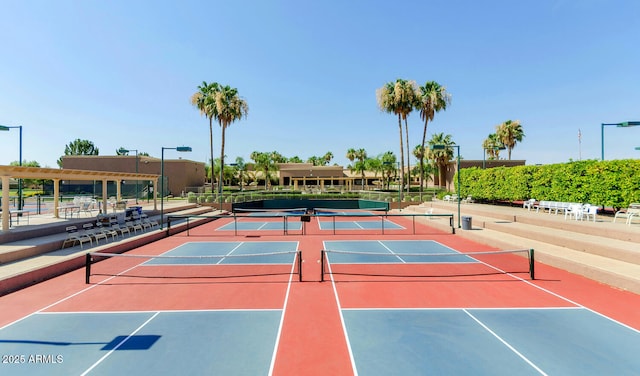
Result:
[1, 0, 639, 169]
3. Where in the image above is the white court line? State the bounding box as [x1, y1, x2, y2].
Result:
[323, 246, 359, 376]
[80, 311, 161, 376]
[463, 309, 548, 375]
[268, 249, 299, 376]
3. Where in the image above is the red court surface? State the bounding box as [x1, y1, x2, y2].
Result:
[1, 214, 639, 375]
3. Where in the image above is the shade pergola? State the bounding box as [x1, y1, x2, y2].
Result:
[1, 165, 159, 232]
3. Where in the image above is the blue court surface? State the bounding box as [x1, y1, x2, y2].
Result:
[216, 221, 303, 231]
[317, 216, 404, 231]
[0, 310, 283, 375]
[145, 241, 300, 264]
[341, 307, 640, 375]
[323, 240, 472, 263]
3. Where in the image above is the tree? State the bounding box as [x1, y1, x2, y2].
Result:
[234, 157, 247, 191]
[322, 151, 334, 166]
[427, 133, 454, 189]
[58, 139, 99, 167]
[482, 133, 504, 160]
[413, 144, 433, 188]
[376, 79, 417, 201]
[380, 151, 398, 190]
[496, 119, 525, 160]
[9, 160, 44, 188]
[210, 84, 249, 196]
[416, 81, 451, 198]
[307, 156, 321, 166]
[250, 151, 279, 189]
[346, 148, 367, 189]
[191, 81, 219, 184]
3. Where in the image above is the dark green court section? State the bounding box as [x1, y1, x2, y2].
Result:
[233, 198, 389, 212]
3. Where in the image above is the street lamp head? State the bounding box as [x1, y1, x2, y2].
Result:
[118, 147, 130, 154]
[619, 121, 640, 128]
[0, 125, 9, 131]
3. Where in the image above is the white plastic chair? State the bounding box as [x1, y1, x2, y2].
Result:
[582, 205, 598, 222]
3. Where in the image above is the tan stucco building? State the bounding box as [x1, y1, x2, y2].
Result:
[62, 155, 206, 197]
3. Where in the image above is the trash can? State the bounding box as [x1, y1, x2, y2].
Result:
[462, 216, 472, 230]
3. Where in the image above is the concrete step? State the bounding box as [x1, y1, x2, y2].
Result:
[404, 203, 640, 294]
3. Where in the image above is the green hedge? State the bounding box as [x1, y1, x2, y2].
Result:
[458, 159, 640, 209]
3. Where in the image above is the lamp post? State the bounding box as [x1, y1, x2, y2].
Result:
[601, 121, 640, 160]
[118, 147, 139, 204]
[433, 144, 461, 228]
[161, 146, 192, 229]
[0, 125, 23, 212]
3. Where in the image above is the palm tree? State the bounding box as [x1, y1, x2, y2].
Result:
[346, 148, 368, 189]
[482, 133, 504, 160]
[427, 133, 454, 189]
[380, 151, 397, 190]
[211, 84, 249, 196]
[306, 156, 321, 166]
[413, 144, 433, 189]
[251, 151, 279, 189]
[416, 81, 451, 199]
[191, 81, 219, 184]
[496, 119, 525, 160]
[376, 79, 417, 201]
[234, 156, 246, 191]
[322, 151, 334, 166]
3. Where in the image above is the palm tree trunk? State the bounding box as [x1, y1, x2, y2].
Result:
[404, 117, 411, 196]
[219, 123, 226, 198]
[397, 114, 404, 203]
[420, 119, 429, 200]
[209, 117, 214, 185]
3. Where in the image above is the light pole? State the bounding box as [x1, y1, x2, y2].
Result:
[118, 147, 139, 204]
[601, 121, 640, 160]
[0, 125, 23, 212]
[161, 146, 192, 229]
[433, 144, 461, 228]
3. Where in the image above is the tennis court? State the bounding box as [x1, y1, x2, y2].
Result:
[1, 212, 639, 375]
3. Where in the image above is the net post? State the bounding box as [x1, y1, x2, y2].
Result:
[412, 214, 416, 234]
[85, 253, 92, 284]
[332, 216, 336, 235]
[320, 250, 325, 282]
[450, 215, 455, 234]
[234, 212, 238, 236]
[283, 215, 288, 236]
[297, 250, 302, 282]
[529, 249, 535, 280]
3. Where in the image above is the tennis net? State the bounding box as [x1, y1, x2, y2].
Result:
[86, 250, 303, 284]
[320, 248, 535, 282]
[313, 207, 388, 216]
[233, 208, 308, 216]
